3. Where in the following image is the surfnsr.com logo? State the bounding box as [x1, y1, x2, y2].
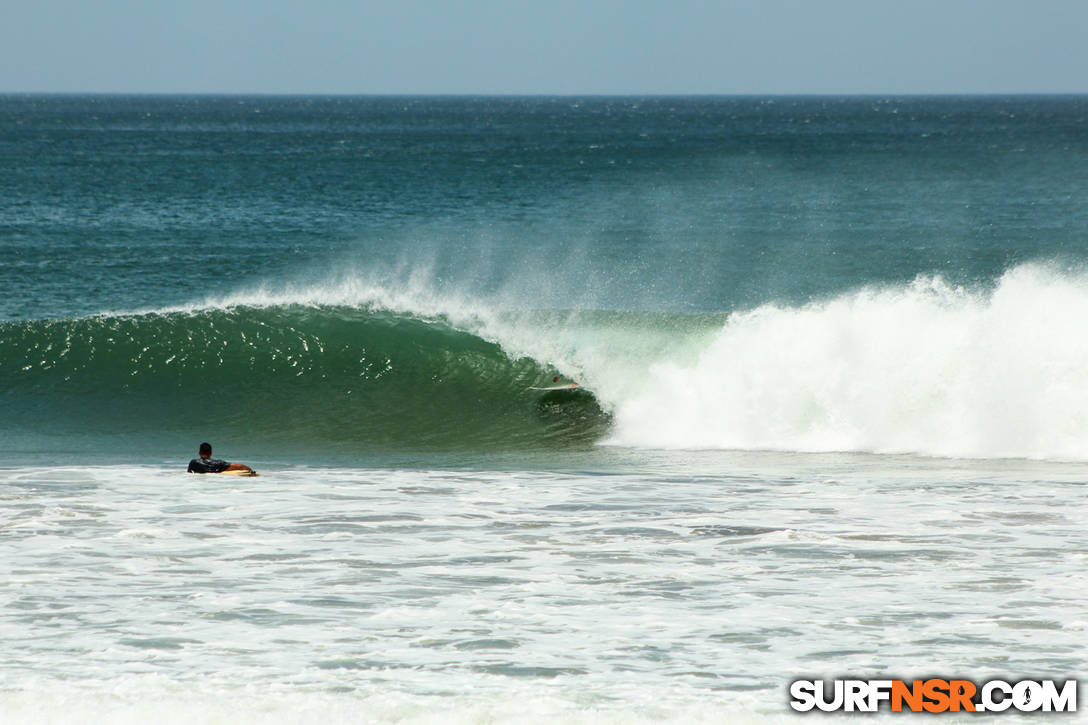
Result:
[789, 679, 1077, 713]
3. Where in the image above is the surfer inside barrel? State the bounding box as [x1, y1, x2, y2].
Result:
[529, 375, 580, 391]
[187, 442, 255, 475]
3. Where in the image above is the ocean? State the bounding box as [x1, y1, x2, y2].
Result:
[1, 95, 1086, 722]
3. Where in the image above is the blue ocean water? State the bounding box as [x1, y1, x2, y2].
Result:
[3, 95, 1087, 324]
[1, 96, 1087, 722]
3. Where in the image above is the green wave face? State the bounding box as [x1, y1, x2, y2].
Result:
[0, 306, 610, 457]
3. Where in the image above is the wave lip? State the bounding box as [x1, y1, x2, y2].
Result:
[607, 264, 1088, 461]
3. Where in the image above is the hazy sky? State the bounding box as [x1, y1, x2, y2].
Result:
[3, 0, 1085, 95]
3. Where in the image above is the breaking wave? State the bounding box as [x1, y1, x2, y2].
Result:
[6, 262, 1088, 461]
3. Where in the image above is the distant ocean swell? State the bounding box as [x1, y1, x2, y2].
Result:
[4, 262, 1088, 460]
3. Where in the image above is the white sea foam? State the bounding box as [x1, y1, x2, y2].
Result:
[0, 678, 790, 725]
[606, 263, 1088, 460]
[4, 459, 1087, 722]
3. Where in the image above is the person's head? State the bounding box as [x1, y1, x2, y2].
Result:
[199, 442, 213, 458]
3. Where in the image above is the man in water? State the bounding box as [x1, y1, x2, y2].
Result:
[187, 442, 254, 474]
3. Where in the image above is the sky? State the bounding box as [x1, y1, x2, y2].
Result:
[2, 0, 1086, 95]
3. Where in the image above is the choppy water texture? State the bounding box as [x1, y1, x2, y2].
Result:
[2, 95, 1088, 722]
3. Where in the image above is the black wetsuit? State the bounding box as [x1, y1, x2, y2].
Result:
[187, 456, 230, 473]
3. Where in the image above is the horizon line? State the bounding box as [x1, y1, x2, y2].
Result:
[2, 90, 1086, 99]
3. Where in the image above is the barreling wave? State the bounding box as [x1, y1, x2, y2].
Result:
[6, 262, 1088, 462]
[0, 305, 610, 454]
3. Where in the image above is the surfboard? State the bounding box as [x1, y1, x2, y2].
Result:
[219, 469, 259, 477]
[529, 382, 581, 391]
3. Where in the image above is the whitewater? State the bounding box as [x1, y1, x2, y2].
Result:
[4, 456, 1086, 724]
[610, 262, 1088, 460]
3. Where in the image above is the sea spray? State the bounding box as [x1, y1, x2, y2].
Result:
[607, 263, 1088, 460]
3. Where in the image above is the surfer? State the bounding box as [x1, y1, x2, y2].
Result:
[528, 375, 580, 391]
[187, 442, 254, 474]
